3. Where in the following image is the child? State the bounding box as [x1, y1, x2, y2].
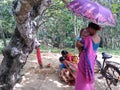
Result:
[59, 56, 75, 85]
[76, 29, 90, 54]
[59, 56, 66, 69]
[59, 57, 68, 82]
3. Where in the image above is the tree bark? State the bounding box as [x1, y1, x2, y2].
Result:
[0, 0, 52, 90]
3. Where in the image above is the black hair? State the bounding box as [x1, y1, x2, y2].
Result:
[59, 56, 65, 63]
[61, 50, 68, 55]
[80, 29, 84, 36]
[88, 22, 101, 30]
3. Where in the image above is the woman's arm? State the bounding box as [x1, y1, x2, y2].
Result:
[76, 40, 84, 48]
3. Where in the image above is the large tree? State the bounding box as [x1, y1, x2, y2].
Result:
[0, 0, 52, 90]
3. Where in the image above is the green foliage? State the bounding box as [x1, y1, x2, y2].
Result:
[37, 0, 87, 48]
[0, 0, 120, 50]
[0, 0, 15, 36]
[37, 1, 75, 48]
[0, 39, 10, 53]
[111, 3, 120, 14]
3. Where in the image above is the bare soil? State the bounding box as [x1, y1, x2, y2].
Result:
[1, 52, 119, 90]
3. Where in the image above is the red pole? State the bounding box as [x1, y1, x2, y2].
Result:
[36, 47, 43, 68]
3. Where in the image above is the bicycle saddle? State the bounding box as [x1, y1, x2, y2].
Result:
[102, 52, 112, 59]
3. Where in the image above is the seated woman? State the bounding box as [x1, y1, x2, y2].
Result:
[61, 50, 78, 64]
[58, 50, 78, 85]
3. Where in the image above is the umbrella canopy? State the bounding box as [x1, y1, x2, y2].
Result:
[66, 0, 115, 26]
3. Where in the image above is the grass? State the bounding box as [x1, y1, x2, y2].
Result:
[40, 44, 120, 55]
[40, 44, 61, 53]
[40, 44, 78, 54]
[98, 47, 120, 55]
[0, 40, 119, 56]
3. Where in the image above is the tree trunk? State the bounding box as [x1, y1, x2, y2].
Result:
[0, 0, 52, 90]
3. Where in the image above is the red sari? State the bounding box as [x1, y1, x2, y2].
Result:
[36, 47, 42, 65]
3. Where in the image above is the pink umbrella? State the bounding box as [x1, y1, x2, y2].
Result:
[66, 0, 115, 26]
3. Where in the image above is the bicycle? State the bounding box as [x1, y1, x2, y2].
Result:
[95, 52, 120, 90]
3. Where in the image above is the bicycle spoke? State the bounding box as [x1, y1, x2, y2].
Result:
[104, 64, 120, 89]
[111, 68, 115, 75]
[106, 78, 112, 90]
[107, 67, 119, 80]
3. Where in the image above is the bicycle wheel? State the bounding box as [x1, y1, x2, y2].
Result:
[104, 63, 120, 87]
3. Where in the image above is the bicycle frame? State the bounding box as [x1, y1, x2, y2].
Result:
[100, 58, 107, 76]
[97, 52, 120, 90]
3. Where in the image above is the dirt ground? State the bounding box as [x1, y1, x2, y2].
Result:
[1, 52, 120, 90]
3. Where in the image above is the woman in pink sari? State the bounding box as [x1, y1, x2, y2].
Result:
[75, 22, 101, 90]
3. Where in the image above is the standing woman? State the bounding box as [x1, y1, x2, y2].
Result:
[75, 22, 101, 90]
